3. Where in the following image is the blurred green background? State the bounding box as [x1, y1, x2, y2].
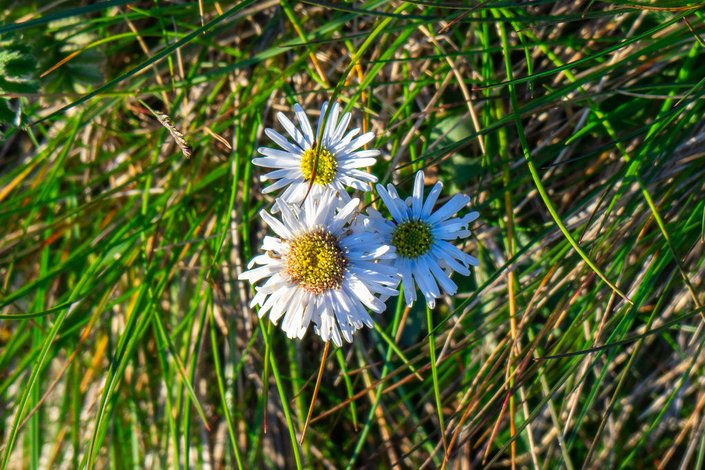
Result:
[2, 1, 705, 468]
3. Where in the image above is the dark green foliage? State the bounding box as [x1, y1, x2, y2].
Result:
[31, 17, 104, 94]
[0, 39, 37, 127]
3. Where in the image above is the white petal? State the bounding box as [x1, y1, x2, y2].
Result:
[245, 253, 273, 269]
[436, 239, 477, 268]
[276, 181, 307, 207]
[345, 149, 380, 159]
[271, 286, 302, 325]
[332, 290, 355, 343]
[296, 302, 314, 339]
[412, 170, 425, 219]
[347, 278, 385, 313]
[332, 128, 360, 152]
[282, 291, 307, 338]
[277, 200, 306, 235]
[265, 128, 303, 154]
[260, 209, 293, 239]
[331, 111, 351, 142]
[396, 258, 416, 306]
[322, 102, 339, 148]
[431, 244, 470, 275]
[239, 263, 278, 283]
[260, 167, 301, 180]
[277, 111, 308, 148]
[344, 131, 375, 152]
[262, 236, 283, 252]
[386, 184, 410, 221]
[414, 257, 440, 307]
[258, 283, 288, 315]
[294, 103, 314, 146]
[338, 174, 373, 191]
[315, 102, 328, 144]
[255, 273, 290, 296]
[432, 218, 473, 239]
[464, 211, 480, 224]
[323, 292, 343, 347]
[330, 198, 360, 235]
[339, 157, 377, 169]
[253, 153, 300, 168]
[262, 176, 303, 194]
[342, 283, 374, 327]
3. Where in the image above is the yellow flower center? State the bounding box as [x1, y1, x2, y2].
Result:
[392, 220, 433, 258]
[285, 229, 348, 294]
[300, 147, 337, 185]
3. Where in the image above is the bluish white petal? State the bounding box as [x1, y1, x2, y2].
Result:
[427, 194, 470, 225]
[376, 184, 406, 223]
[421, 182, 443, 218]
[412, 170, 424, 218]
[369, 171, 479, 308]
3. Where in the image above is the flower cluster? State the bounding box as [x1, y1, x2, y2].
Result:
[240, 102, 479, 346]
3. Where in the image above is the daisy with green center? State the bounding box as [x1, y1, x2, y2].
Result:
[239, 190, 399, 347]
[363, 171, 479, 308]
[253, 101, 380, 206]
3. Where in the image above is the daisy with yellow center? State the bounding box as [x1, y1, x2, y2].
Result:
[362, 171, 479, 308]
[253, 101, 380, 207]
[239, 191, 399, 347]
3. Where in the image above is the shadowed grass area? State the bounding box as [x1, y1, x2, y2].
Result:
[1, 1, 705, 468]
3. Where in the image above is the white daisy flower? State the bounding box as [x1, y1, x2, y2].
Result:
[365, 170, 479, 308]
[253, 101, 380, 206]
[239, 190, 399, 347]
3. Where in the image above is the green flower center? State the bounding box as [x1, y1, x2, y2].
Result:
[391, 220, 433, 258]
[286, 229, 348, 294]
[301, 147, 337, 185]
